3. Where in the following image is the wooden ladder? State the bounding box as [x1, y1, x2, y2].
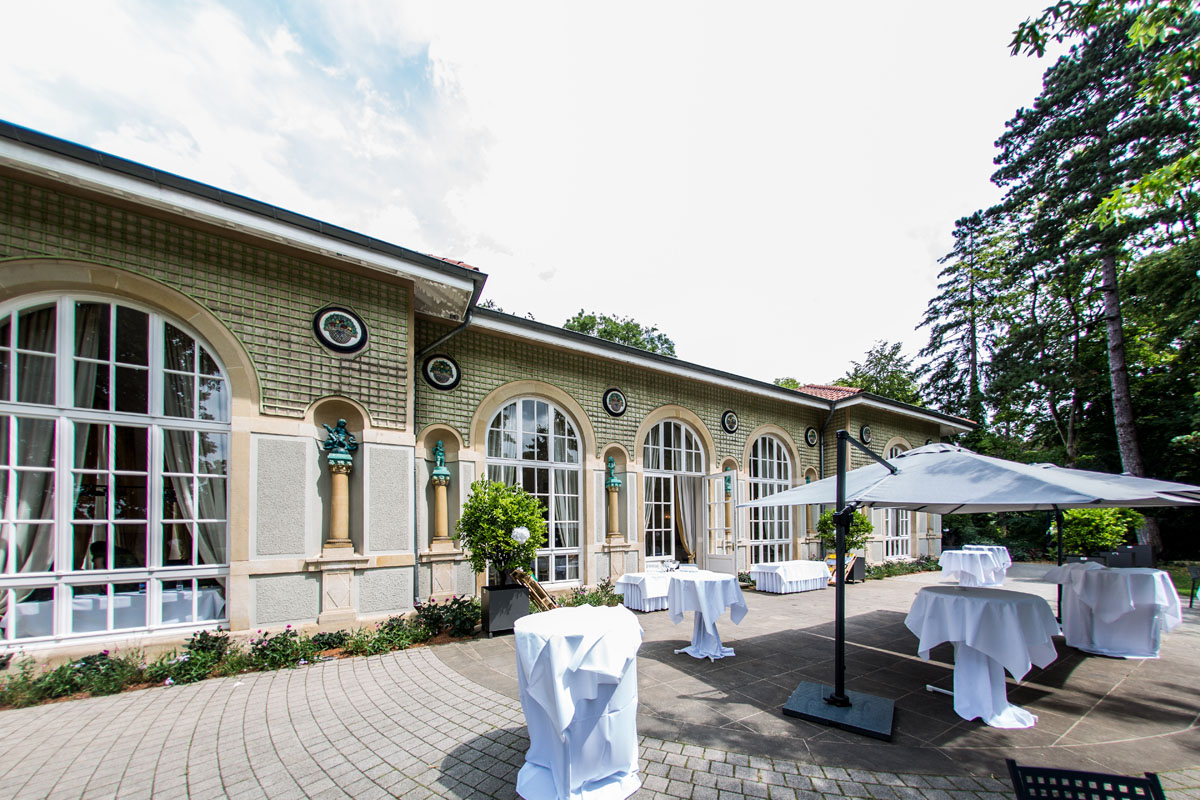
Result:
[827, 555, 859, 586]
[511, 569, 558, 612]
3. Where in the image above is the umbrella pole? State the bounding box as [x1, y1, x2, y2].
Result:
[779, 429, 893, 740]
[829, 430, 850, 706]
[1055, 508, 1064, 622]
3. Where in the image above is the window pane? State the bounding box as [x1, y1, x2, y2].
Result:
[74, 422, 107, 469]
[161, 578, 195, 624]
[113, 476, 147, 520]
[73, 475, 106, 520]
[114, 367, 148, 414]
[163, 429, 193, 473]
[487, 428, 501, 459]
[10, 586, 54, 639]
[197, 432, 228, 475]
[18, 305, 56, 353]
[13, 522, 54, 571]
[74, 302, 110, 361]
[197, 577, 226, 621]
[72, 584, 109, 633]
[114, 426, 148, 473]
[164, 372, 194, 417]
[199, 349, 221, 377]
[163, 323, 195, 371]
[115, 306, 148, 365]
[0, 349, 9, 402]
[15, 473, 54, 519]
[17, 353, 55, 404]
[74, 524, 105, 568]
[162, 521, 193, 563]
[196, 478, 227, 520]
[198, 377, 228, 421]
[74, 360, 110, 409]
[112, 524, 147, 567]
[112, 583, 148, 629]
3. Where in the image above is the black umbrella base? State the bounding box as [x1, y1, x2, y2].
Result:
[782, 681, 894, 741]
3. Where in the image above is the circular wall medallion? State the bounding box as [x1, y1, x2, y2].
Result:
[721, 410, 739, 434]
[313, 306, 367, 354]
[859, 425, 872, 444]
[422, 354, 461, 391]
[602, 387, 627, 417]
[804, 426, 818, 447]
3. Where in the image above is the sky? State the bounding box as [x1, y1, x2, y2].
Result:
[0, 0, 1066, 385]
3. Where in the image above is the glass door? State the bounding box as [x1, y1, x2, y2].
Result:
[643, 474, 674, 564]
[704, 472, 737, 575]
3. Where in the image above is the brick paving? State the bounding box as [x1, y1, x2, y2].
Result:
[0, 643, 1198, 799]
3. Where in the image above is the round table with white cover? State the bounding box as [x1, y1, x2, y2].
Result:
[962, 544, 1012, 573]
[938, 549, 1007, 587]
[1042, 564, 1182, 658]
[667, 571, 747, 661]
[514, 605, 643, 800]
[905, 586, 1061, 728]
[614, 572, 672, 612]
[748, 560, 829, 594]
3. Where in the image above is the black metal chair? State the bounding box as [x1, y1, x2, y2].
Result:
[1188, 565, 1200, 610]
[1007, 758, 1166, 800]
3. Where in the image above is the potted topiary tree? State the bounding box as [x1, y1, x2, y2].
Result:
[456, 479, 547, 635]
[816, 509, 873, 583]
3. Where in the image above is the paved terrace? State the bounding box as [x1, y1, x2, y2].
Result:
[1, 565, 1198, 799]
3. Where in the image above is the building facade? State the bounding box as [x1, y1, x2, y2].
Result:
[0, 122, 972, 655]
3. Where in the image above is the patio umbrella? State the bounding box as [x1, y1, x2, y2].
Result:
[735, 433, 1200, 741]
[739, 441, 1200, 513]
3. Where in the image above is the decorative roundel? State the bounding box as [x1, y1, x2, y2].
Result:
[313, 306, 367, 354]
[721, 410, 739, 434]
[602, 387, 627, 417]
[804, 426, 818, 447]
[859, 425, 873, 444]
[422, 354, 461, 391]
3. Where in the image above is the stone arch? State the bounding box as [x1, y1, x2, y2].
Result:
[305, 395, 371, 434]
[633, 405, 716, 472]
[469, 380, 597, 460]
[741, 424, 801, 482]
[882, 436, 913, 456]
[0, 257, 261, 413]
[418, 424, 467, 461]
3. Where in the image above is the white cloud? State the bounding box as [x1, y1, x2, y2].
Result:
[0, 0, 1064, 386]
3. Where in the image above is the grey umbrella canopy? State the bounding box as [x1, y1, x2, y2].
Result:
[737, 442, 1200, 513]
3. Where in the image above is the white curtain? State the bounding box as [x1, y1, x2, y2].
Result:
[674, 476, 699, 563]
[163, 431, 226, 566]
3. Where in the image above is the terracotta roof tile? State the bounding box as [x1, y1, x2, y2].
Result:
[433, 256, 480, 271]
[797, 383, 864, 401]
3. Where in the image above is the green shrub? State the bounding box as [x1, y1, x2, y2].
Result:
[816, 509, 874, 552]
[737, 571, 754, 586]
[443, 596, 481, 637]
[456, 480, 547, 584]
[184, 630, 230, 660]
[0, 650, 146, 706]
[341, 627, 375, 657]
[557, 578, 624, 608]
[414, 598, 448, 635]
[247, 626, 317, 670]
[0, 658, 42, 708]
[309, 630, 350, 650]
[865, 555, 940, 580]
[1060, 508, 1142, 554]
[146, 649, 218, 685]
[213, 643, 257, 676]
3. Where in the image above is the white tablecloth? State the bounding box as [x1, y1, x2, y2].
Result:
[963, 545, 1012, 571]
[514, 605, 643, 800]
[667, 571, 747, 661]
[905, 586, 1060, 728]
[1042, 566, 1181, 658]
[749, 561, 829, 594]
[939, 549, 1006, 587]
[614, 573, 672, 612]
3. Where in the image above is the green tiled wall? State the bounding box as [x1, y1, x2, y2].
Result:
[0, 176, 410, 428]
[415, 320, 943, 473]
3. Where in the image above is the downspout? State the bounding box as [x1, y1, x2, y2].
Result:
[412, 278, 486, 606]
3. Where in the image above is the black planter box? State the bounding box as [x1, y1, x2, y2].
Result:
[848, 556, 865, 583]
[482, 584, 529, 637]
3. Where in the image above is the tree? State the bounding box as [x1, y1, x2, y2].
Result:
[815, 509, 874, 553]
[833, 341, 923, 405]
[456, 480, 547, 585]
[773, 377, 801, 390]
[563, 310, 676, 356]
[1011, 0, 1200, 226]
[992, 19, 1200, 482]
[918, 211, 1011, 427]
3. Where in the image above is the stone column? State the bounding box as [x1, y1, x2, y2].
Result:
[326, 454, 353, 549]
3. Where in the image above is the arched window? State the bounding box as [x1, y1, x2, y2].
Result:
[642, 420, 705, 562]
[0, 296, 230, 644]
[748, 435, 793, 564]
[486, 398, 581, 583]
[883, 444, 911, 559]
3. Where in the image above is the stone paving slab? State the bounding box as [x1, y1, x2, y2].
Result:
[0, 566, 1198, 798]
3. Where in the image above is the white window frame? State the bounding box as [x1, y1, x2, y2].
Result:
[748, 434, 793, 565]
[0, 294, 231, 647]
[642, 419, 705, 565]
[883, 445, 912, 560]
[485, 398, 582, 585]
